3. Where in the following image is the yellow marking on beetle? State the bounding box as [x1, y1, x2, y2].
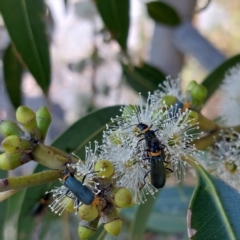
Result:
[40, 198, 48, 205]
[149, 151, 161, 157]
[142, 126, 150, 133]
[91, 196, 102, 206]
[182, 102, 191, 112]
[62, 173, 70, 182]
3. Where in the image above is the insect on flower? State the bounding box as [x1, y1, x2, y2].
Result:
[31, 193, 51, 216]
[62, 166, 100, 206]
[136, 122, 172, 188]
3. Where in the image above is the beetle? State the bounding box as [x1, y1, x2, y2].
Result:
[31, 193, 51, 216]
[136, 122, 172, 188]
[62, 167, 100, 206]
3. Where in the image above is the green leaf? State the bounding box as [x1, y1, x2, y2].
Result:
[0, 0, 51, 93]
[202, 54, 240, 101]
[147, 1, 181, 26]
[131, 193, 159, 240]
[121, 186, 194, 234]
[3, 43, 22, 109]
[96, 0, 130, 50]
[52, 105, 121, 159]
[5, 189, 26, 240]
[122, 63, 166, 97]
[0, 170, 8, 240]
[17, 105, 121, 239]
[187, 159, 240, 240]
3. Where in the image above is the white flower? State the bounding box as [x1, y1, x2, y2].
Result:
[220, 64, 240, 126]
[103, 94, 202, 186]
[100, 143, 156, 204]
[48, 142, 101, 215]
[153, 75, 186, 102]
[200, 136, 240, 191]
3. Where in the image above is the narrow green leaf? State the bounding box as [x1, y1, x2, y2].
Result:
[17, 105, 121, 239]
[0, 0, 51, 93]
[122, 63, 166, 97]
[89, 225, 106, 240]
[131, 192, 159, 240]
[187, 159, 240, 240]
[52, 105, 121, 158]
[0, 170, 8, 240]
[202, 54, 240, 101]
[3, 43, 22, 109]
[4, 189, 26, 240]
[96, 0, 130, 50]
[147, 1, 181, 26]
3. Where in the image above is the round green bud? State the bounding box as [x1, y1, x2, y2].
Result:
[113, 187, 132, 208]
[64, 198, 75, 213]
[94, 159, 114, 178]
[191, 84, 207, 100]
[104, 219, 122, 236]
[16, 106, 40, 139]
[0, 121, 23, 137]
[161, 95, 177, 106]
[184, 110, 199, 125]
[186, 80, 198, 92]
[78, 218, 99, 240]
[36, 106, 52, 140]
[78, 204, 99, 221]
[108, 132, 123, 145]
[2, 136, 33, 154]
[122, 105, 138, 119]
[78, 226, 95, 240]
[0, 152, 21, 170]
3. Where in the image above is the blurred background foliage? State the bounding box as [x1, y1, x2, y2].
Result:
[0, 0, 240, 239]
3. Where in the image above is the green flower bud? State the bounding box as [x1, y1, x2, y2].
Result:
[78, 217, 99, 240]
[186, 80, 198, 92]
[108, 131, 123, 145]
[183, 110, 199, 125]
[112, 187, 132, 208]
[0, 121, 23, 137]
[0, 152, 31, 170]
[191, 84, 207, 101]
[78, 204, 99, 221]
[122, 105, 138, 118]
[104, 219, 122, 236]
[94, 159, 114, 179]
[161, 95, 177, 106]
[198, 113, 218, 132]
[16, 106, 41, 139]
[101, 204, 122, 236]
[64, 198, 75, 212]
[2, 136, 33, 154]
[36, 106, 52, 140]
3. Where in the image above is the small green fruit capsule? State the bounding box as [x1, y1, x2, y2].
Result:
[184, 110, 199, 125]
[78, 218, 99, 240]
[104, 219, 122, 236]
[36, 107, 52, 140]
[101, 203, 122, 236]
[122, 105, 138, 118]
[161, 95, 177, 106]
[0, 121, 23, 137]
[113, 187, 132, 208]
[187, 80, 198, 92]
[78, 226, 95, 240]
[64, 198, 75, 212]
[0, 152, 21, 170]
[78, 204, 99, 221]
[16, 106, 40, 139]
[2, 136, 33, 154]
[0, 152, 31, 170]
[94, 159, 114, 179]
[191, 84, 207, 100]
[109, 131, 124, 145]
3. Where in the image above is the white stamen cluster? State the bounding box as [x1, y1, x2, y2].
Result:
[199, 133, 240, 192]
[48, 142, 101, 215]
